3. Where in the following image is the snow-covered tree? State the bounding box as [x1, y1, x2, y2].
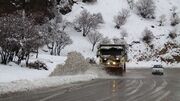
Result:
[58, 0, 75, 15]
[74, 10, 103, 37]
[136, 0, 156, 19]
[88, 31, 103, 51]
[114, 9, 130, 29]
[0, 13, 44, 65]
[43, 16, 72, 56]
[55, 31, 73, 55]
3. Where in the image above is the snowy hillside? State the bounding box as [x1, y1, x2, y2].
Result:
[63, 0, 180, 64]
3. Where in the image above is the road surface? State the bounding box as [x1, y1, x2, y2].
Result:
[1, 69, 180, 101]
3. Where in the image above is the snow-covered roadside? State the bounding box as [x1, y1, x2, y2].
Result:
[0, 66, 113, 95]
[0, 74, 98, 95]
[127, 61, 180, 68]
[0, 54, 66, 83]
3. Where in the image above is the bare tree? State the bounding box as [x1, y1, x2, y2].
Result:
[88, 31, 103, 51]
[136, 0, 155, 19]
[74, 10, 103, 37]
[114, 9, 130, 29]
[141, 28, 154, 45]
[55, 31, 73, 55]
[158, 14, 166, 26]
[41, 17, 72, 56]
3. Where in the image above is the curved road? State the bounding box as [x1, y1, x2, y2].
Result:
[1, 69, 180, 101]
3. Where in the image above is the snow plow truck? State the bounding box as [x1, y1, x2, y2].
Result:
[97, 44, 127, 75]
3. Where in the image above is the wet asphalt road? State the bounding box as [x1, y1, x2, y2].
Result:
[1, 69, 180, 101]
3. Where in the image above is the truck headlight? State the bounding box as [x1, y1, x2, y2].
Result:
[112, 62, 116, 65]
[116, 57, 119, 60]
[104, 58, 107, 61]
[107, 62, 110, 65]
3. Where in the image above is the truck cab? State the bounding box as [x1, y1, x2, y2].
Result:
[97, 44, 127, 74]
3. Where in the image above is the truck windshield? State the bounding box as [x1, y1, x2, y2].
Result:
[100, 48, 122, 55]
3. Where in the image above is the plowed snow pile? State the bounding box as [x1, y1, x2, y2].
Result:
[50, 51, 115, 78]
[50, 52, 91, 76]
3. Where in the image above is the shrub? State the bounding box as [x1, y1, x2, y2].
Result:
[86, 57, 96, 64]
[141, 28, 154, 45]
[136, 0, 155, 19]
[158, 15, 166, 26]
[169, 30, 177, 39]
[82, 0, 97, 3]
[58, 0, 75, 15]
[170, 7, 180, 26]
[114, 9, 130, 29]
[127, 0, 135, 9]
[28, 60, 48, 70]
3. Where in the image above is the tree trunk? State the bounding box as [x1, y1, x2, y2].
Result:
[92, 43, 95, 52]
[57, 48, 61, 56]
[82, 27, 86, 37]
[1, 51, 10, 65]
[36, 49, 39, 58]
[26, 53, 30, 67]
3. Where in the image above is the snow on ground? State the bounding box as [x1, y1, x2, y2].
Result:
[62, 28, 96, 58]
[0, 66, 116, 95]
[0, 54, 66, 83]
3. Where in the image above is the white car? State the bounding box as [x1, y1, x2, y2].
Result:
[152, 65, 164, 75]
